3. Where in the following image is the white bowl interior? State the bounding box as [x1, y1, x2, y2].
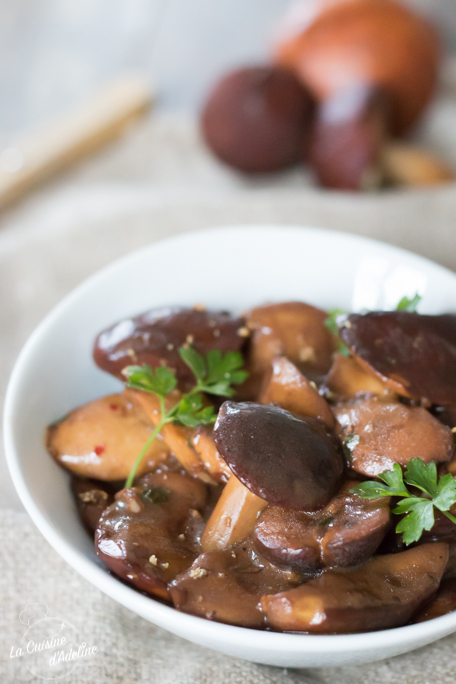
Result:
[5, 224, 456, 668]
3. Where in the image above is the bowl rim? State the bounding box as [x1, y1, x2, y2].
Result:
[5, 223, 456, 654]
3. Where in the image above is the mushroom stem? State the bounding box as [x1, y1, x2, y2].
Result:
[201, 475, 267, 552]
[191, 427, 232, 483]
[382, 142, 455, 187]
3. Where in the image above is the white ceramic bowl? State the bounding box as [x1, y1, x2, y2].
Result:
[5, 225, 456, 668]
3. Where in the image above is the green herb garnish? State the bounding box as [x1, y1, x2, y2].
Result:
[325, 309, 350, 356]
[396, 293, 422, 312]
[123, 347, 247, 487]
[325, 293, 422, 356]
[352, 459, 456, 546]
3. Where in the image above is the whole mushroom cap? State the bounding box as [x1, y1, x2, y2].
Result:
[214, 401, 345, 510]
[275, 0, 440, 135]
[201, 65, 315, 172]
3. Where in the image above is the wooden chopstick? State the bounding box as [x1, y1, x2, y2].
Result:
[0, 74, 152, 209]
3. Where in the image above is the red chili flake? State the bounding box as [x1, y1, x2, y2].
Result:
[109, 403, 118, 411]
[94, 445, 105, 456]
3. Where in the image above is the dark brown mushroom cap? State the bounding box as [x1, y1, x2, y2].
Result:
[214, 401, 344, 510]
[253, 481, 391, 573]
[93, 306, 244, 391]
[95, 471, 208, 599]
[340, 311, 456, 405]
[201, 66, 315, 173]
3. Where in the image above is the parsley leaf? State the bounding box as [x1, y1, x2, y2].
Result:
[325, 309, 350, 356]
[122, 364, 177, 397]
[179, 347, 248, 397]
[395, 499, 435, 546]
[123, 346, 248, 487]
[351, 481, 393, 498]
[352, 458, 456, 545]
[325, 309, 346, 337]
[178, 346, 206, 382]
[396, 293, 422, 312]
[404, 458, 438, 497]
[434, 473, 456, 512]
[378, 463, 410, 496]
[173, 394, 216, 428]
[352, 463, 409, 498]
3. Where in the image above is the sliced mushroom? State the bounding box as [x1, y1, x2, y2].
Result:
[94, 306, 245, 391]
[244, 301, 335, 396]
[324, 352, 392, 401]
[254, 481, 390, 573]
[334, 397, 453, 477]
[262, 543, 449, 633]
[47, 392, 170, 481]
[413, 577, 456, 623]
[255, 506, 320, 576]
[191, 426, 231, 483]
[421, 504, 456, 543]
[170, 538, 301, 628]
[71, 477, 115, 533]
[203, 363, 341, 551]
[201, 474, 267, 552]
[445, 542, 456, 579]
[95, 471, 208, 599]
[340, 311, 456, 405]
[214, 401, 344, 510]
[260, 356, 335, 428]
[376, 523, 406, 556]
[433, 404, 456, 430]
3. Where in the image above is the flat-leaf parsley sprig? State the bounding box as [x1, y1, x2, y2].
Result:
[395, 293, 422, 312]
[122, 347, 248, 487]
[352, 458, 456, 546]
[325, 309, 350, 356]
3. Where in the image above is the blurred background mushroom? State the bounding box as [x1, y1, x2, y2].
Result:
[0, 0, 455, 202]
[200, 0, 455, 190]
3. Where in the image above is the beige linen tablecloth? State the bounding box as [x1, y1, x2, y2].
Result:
[2, 508, 456, 684]
[1, 112, 456, 683]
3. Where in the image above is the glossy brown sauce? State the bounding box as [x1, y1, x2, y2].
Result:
[50, 303, 456, 632]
